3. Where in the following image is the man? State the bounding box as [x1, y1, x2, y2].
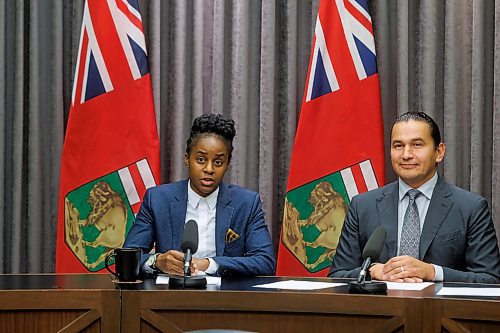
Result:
[329, 112, 500, 283]
[124, 114, 275, 277]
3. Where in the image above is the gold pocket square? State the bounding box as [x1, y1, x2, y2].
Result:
[225, 228, 240, 244]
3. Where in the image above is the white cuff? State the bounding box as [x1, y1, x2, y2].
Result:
[142, 256, 155, 274]
[204, 258, 219, 275]
[432, 264, 444, 281]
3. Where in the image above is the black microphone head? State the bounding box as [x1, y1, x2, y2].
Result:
[362, 226, 387, 261]
[180, 220, 199, 254]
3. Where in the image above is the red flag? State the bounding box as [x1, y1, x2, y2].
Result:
[56, 0, 160, 273]
[277, 0, 385, 276]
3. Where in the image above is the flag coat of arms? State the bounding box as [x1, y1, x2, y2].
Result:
[56, 0, 160, 273]
[277, 0, 386, 276]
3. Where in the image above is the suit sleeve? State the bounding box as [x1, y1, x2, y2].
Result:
[442, 197, 500, 283]
[328, 196, 364, 278]
[213, 193, 276, 276]
[123, 189, 156, 266]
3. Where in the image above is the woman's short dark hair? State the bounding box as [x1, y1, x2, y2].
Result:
[186, 113, 236, 162]
[393, 112, 441, 148]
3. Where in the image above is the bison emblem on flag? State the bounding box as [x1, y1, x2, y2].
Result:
[281, 160, 379, 272]
[64, 158, 156, 271]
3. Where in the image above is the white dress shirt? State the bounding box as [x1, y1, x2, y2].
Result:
[186, 180, 219, 274]
[142, 181, 220, 275]
[397, 172, 443, 281]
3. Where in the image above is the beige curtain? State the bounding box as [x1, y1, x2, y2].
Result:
[0, 0, 498, 273]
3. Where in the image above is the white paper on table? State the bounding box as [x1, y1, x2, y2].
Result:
[385, 281, 434, 291]
[253, 280, 346, 290]
[156, 275, 221, 286]
[437, 287, 500, 297]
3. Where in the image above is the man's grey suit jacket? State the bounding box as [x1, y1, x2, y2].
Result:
[329, 176, 500, 283]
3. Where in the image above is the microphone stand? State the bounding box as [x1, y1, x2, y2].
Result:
[182, 249, 192, 289]
[348, 268, 387, 294]
[169, 253, 207, 289]
[169, 272, 207, 289]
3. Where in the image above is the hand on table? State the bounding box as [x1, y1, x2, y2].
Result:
[155, 250, 209, 275]
[379, 255, 435, 282]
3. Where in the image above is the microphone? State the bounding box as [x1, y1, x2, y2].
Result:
[357, 226, 387, 283]
[348, 226, 388, 294]
[168, 220, 207, 289]
[180, 219, 199, 276]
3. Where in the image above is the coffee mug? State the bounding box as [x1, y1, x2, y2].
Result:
[105, 247, 141, 282]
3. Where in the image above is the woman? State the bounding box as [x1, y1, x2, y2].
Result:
[124, 114, 275, 277]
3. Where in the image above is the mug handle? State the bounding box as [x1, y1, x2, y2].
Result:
[105, 252, 117, 277]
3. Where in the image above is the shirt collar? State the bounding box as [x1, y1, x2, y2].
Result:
[398, 171, 438, 201]
[187, 180, 219, 211]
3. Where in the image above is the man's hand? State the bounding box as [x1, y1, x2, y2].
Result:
[381, 255, 435, 282]
[369, 263, 385, 280]
[155, 250, 209, 275]
[369, 263, 423, 282]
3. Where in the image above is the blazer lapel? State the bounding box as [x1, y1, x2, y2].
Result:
[376, 182, 399, 260]
[420, 177, 453, 258]
[170, 180, 188, 249]
[215, 182, 234, 256]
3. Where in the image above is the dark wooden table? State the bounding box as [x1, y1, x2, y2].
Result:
[0, 274, 120, 333]
[121, 276, 431, 333]
[0, 274, 499, 333]
[424, 282, 500, 333]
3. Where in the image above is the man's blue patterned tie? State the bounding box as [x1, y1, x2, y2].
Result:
[400, 189, 422, 258]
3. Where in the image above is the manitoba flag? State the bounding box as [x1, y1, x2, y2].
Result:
[56, 0, 160, 273]
[276, 0, 385, 276]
